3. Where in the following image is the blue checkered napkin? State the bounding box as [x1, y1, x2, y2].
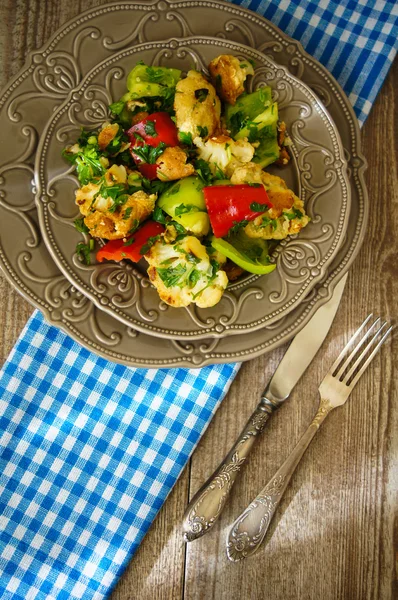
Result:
[1, 2, 397, 600]
[0, 311, 239, 599]
[234, 0, 398, 125]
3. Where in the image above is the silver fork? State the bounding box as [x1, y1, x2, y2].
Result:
[226, 314, 393, 562]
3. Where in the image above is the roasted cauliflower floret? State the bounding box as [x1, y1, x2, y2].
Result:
[146, 236, 228, 308]
[75, 164, 155, 239]
[98, 122, 120, 150]
[83, 190, 155, 239]
[228, 161, 263, 184]
[194, 135, 254, 175]
[208, 54, 254, 105]
[156, 146, 195, 181]
[244, 174, 309, 240]
[244, 198, 309, 240]
[228, 162, 310, 240]
[174, 70, 221, 140]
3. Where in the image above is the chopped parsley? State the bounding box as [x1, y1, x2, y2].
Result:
[140, 234, 162, 255]
[63, 148, 105, 186]
[145, 66, 167, 83]
[174, 204, 199, 217]
[228, 110, 246, 136]
[284, 207, 303, 220]
[169, 221, 186, 236]
[74, 217, 89, 233]
[108, 99, 125, 115]
[228, 220, 249, 236]
[131, 141, 167, 164]
[250, 201, 268, 212]
[168, 183, 181, 195]
[260, 215, 278, 231]
[197, 125, 208, 138]
[123, 236, 136, 246]
[144, 120, 158, 137]
[157, 264, 187, 288]
[178, 131, 193, 146]
[194, 158, 214, 185]
[75, 241, 92, 265]
[210, 259, 220, 278]
[153, 205, 167, 224]
[187, 269, 201, 288]
[195, 88, 209, 103]
[129, 219, 140, 234]
[122, 207, 133, 220]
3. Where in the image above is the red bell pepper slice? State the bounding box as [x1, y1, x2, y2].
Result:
[127, 112, 179, 180]
[96, 221, 165, 263]
[203, 184, 272, 238]
[137, 163, 159, 180]
[127, 112, 179, 148]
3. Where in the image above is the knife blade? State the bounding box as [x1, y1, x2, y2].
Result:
[182, 273, 348, 542]
[267, 273, 348, 402]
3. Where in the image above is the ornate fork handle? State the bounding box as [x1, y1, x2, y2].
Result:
[182, 392, 283, 542]
[226, 397, 333, 561]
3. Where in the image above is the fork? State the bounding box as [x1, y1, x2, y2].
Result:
[226, 314, 393, 562]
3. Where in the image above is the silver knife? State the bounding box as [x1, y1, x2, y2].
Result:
[182, 273, 348, 542]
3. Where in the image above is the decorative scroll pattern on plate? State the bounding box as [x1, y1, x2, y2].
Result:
[35, 37, 350, 340]
[0, 0, 367, 366]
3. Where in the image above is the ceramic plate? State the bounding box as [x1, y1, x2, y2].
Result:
[0, 0, 367, 366]
[35, 37, 350, 340]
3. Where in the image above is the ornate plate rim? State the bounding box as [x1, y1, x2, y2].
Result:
[0, 0, 368, 367]
[34, 35, 351, 340]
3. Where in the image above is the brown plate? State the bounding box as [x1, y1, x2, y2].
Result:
[0, 0, 367, 366]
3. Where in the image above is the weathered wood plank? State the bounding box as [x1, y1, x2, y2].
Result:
[183, 60, 397, 600]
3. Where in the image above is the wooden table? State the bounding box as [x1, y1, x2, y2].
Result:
[1, 2, 396, 599]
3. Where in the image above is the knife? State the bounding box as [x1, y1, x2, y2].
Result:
[182, 273, 348, 542]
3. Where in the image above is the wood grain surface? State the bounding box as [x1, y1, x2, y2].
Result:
[0, 2, 397, 599]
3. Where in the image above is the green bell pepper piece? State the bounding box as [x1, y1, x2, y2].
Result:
[174, 211, 210, 236]
[158, 176, 206, 214]
[211, 231, 276, 275]
[225, 88, 280, 168]
[127, 64, 181, 97]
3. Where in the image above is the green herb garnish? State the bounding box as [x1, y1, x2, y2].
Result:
[195, 88, 209, 103]
[260, 216, 278, 231]
[74, 217, 89, 233]
[197, 125, 208, 138]
[153, 205, 167, 224]
[157, 264, 187, 288]
[284, 207, 303, 220]
[187, 269, 201, 288]
[132, 141, 166, 164]
[123, 237, 135, 246]
[144, 120, 158, 137]
[228, 220, 249, 236]
[178, 131, 193, 146]
[76, 241, 92, 265]
[250, 201, 268, 212]
[140, 234, 162, 255]
[123, 207, 133, 220]
[174, 204, 199, 217]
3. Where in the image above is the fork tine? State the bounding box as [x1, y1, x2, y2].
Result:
[346, 325, 393, 389]
[333, 316, 381, 379]
[342, 321, 388, 383]
[330, 314, 374, 376]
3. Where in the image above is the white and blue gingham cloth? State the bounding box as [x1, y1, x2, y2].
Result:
[0, 1, 397, 599]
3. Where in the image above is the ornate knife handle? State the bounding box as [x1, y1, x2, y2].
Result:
[226, 398, 333, 561]
[182, 392, 283, 542]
